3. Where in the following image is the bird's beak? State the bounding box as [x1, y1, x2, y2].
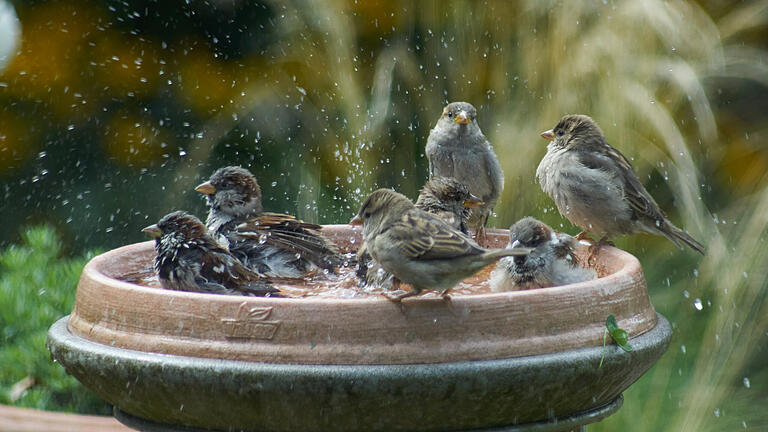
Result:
[349, 215, 363, 226]
[463, 195, 485, 209]
[540, 129, 555, 141]
[141, 224, 162, 238]
[195, 181, 216, 195]
[454, 110, 471, 125]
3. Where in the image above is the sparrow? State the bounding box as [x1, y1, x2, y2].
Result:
[349, 189, 531, 301]
[536, 114, 705, 255]
[356, 177, 483, 290]
[490, 217, 596, 292]
[142, 211, 280, 297]
[415, 176, 484, 235]
[425, 102, 504, 242]
[196, 166, 343, 278]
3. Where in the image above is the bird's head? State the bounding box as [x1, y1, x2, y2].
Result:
[142, 211, 208, 243]
[437, 101, 479, 130]
[540, 114, 605, 150]
[350, 189, 414, 237]
[419, 176, 483, 212]
[195, 166, 263, 218]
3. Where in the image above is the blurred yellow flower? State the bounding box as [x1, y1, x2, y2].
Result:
[0, 110, 38, 173]
[103, 110, 172, 167]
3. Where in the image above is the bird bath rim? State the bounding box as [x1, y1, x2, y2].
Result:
[67, 224, 657, 365]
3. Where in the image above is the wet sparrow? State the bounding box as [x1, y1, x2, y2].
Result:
[490, 217, 596, 292]
[350, 189, 531, 301]
[536, 114, 704, 254]
[142, 211, 280, 297]
[196, 166, 342, 278]
[357, 177, 483, 290]
[415, 176, 483, 235]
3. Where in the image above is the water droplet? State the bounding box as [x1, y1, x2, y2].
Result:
[743, 377, 750, 388]
[694, 298, 703, 310]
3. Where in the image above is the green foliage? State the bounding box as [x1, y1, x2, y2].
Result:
[605, 315, 633, 352]
[600, 314, 634, 368]
[0, 226, 110, 415]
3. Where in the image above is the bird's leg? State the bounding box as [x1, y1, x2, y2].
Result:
[440, 288, 452, 301]
[440, 289, 459, 315]
[383, 286, 421, 314]
[587, 236, 614, 265]
[575, 231, 595, 242]
[474, 225, 488, 247]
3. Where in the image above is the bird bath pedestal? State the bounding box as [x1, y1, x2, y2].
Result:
[47, 225, 671, 432]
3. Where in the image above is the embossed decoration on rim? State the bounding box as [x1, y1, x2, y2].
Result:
[67, 225, 657, 365]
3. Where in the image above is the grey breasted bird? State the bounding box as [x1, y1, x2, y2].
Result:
[536, 114, 704, 254]
[196, 166, 342, 278]
[490, 217, 596, 292]
[425, 102, 504, 240]
[357, 177, 483, 289]
[350, 189, 531, 301]
[142, 211, 280, 297]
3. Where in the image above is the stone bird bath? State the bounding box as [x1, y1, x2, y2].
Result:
[47, 225, 671, 432]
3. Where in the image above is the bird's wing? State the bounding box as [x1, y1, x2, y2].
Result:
[235, 212, 340, 267]
[385, 210, 484, 261]
[576, 146, 668, 223]
[197, 247, 280, 296]
[483, 146, 504, 203]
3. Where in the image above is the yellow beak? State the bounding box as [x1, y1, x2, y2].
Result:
[463, 196, 485, 209]
[454, 111, 470, 125]
[540, 129, 555, 141]
[195, 181, 216, 194]
[349, 215, 363, 226]
[141, 224, 162, 238]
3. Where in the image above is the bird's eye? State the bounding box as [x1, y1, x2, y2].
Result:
[556, 129, 564, 137]
[447, 112, 454, 118]
[363, 211, 371, 219]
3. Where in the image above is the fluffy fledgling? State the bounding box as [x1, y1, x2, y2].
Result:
[536, 114, 704, 254]
[350, 189, 531, 301]
[490, 217, 596, 292]
[357, 177, 482, 289]
[425, 102, 504, 241]
[196, 166, 342, 278]
[415, 176, 483, 235]
[142, 211, 280, 297]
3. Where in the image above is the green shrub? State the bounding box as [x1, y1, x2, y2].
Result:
[0, 226, 110, 415]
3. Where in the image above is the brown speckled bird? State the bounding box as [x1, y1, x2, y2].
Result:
[196, 166, 343, 278]
[415, 176, 484, 235]
[356, 177, 483, 290]
[536, 114, 704, 255]
[350, 189, 531, 301]
[142, 211, 280, 297]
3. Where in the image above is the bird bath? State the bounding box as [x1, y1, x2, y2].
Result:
[47, 225, 671, 432]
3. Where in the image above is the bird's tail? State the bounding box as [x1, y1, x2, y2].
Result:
[661, 222, 705, 255]
[484, 247, 534, 261]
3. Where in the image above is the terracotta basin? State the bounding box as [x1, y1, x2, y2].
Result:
[47, 225, 671, 432]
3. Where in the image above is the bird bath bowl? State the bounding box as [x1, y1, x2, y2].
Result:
[47, 225, 671, 432]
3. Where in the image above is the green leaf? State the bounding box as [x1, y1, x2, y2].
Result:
[606, 314, 619, 333]
[619, 342, 634, 352]
[610, 328, 629, 346]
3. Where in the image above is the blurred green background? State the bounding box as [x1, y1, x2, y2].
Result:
[1, 0, 767, 430]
